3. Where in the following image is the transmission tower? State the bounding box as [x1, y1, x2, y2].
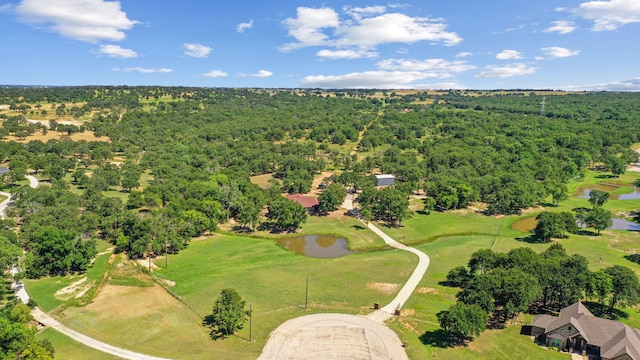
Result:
[540, 96, 546, 117]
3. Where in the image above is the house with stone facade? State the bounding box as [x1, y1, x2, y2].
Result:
[528, 302, 640, 359]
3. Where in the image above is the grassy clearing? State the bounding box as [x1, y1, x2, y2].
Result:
[35, 328, 121, 360]
[37, 233, 415, 359]
[220, 212, 385, 250]
[249, 173, 276, 188]
[25, 241, 113, 312]
[148, 234, 415, 359]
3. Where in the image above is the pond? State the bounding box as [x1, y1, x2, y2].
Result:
[277, 235, 356, 258]
[511, 217, 640, 232]
[574, 184, 640, 200]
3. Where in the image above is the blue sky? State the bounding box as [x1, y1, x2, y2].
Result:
[1, 0, 639, 90]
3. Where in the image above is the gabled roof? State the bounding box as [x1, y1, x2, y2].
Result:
[535, 302, 640, 360]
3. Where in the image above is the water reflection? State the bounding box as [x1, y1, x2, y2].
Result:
[277, 235, 356, 258]
[574, 184, 640, 200]
[512, 216, 640, 232]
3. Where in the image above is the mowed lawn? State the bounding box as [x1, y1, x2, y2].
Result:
[37, 234, 415, 360]
[35, 328, 121, 360]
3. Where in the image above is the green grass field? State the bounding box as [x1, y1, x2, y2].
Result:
[35, 328, 121, 360]
[25, 241, 113, 312]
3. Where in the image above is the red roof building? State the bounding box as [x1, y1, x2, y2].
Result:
[286, 194, 319, 209]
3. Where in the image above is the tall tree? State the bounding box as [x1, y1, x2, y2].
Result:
[437, 302, 488, 344]
[588, 189, 610, 209]
[604, 265, 640, 313]
[586, 207, 613, 235]
[203, 288, 250, 340]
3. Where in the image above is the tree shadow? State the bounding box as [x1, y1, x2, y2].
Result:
[351, 224, 366, 231]
[624, 254, 640, 265]
[515, 235, 544, 244]
[576, 229, 599, 236]
[232, 225, 255, 234]
[595, 174, 616, 179]
[583, 301, 629, 320]
[419, 329, 468, 348]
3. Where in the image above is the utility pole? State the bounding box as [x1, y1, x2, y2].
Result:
[305, 276, 309, 310]
[540, 96, 546, 117]
[249, 303, 252, 342]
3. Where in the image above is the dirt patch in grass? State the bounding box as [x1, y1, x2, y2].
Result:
[55, 277, 95, 300]
[367, 282, 400, 295]
[311, 171, 335, 196]
[416, 287, 439, 295]
[6, 131, 109, 143]
[250, 173, 277, 188]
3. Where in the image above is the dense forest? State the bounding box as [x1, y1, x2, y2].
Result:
[1, 87, 639, 276]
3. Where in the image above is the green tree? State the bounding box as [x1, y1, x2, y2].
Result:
[585, 270, 613, 305]
[437, 303, 488, 344]
[318, 183, 346, 214]
[203, 289, 250, 340]
[267, 197, 307, 230]
[586, 207, 613, 235]
[604, 265, 640, 313]
[588, 189, 610, 209]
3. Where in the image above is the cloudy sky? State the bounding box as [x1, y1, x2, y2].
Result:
[0, 0, 639, 90]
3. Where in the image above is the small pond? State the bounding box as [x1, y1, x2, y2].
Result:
[277, 235, 356, 258]
[511, 217, 640, 232]
[574, 184, 640, 200]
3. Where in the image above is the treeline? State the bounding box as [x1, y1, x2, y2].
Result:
[440, 244, 640, 343]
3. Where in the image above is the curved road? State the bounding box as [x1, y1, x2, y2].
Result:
[259, 195, 431, 359]
[5, 175, 172, 360]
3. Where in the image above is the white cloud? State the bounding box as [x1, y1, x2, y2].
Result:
[544, 20, 577, 34]
[252, 70, 273, 78]
[184, 43, 212, 58]
[343, 5, 386, 19]
[237, 20, 253, 33]
[335, 13, 462, 47]
[575, 0, 640, 31]
[496, 49, 523, 60]
[476, 63, 536, 78]
[456, 51, 472, 58]
[113, 67, 172, 74]
[560, 78, 640, 91]
[301, 70, 440, 88]
[541, 46, 581, 58]
[316, 49, 378, 59]
[14, 0, 137, 42]
[281, 7, 340, 51]
[96, 44, 137, 58]
[202, 70, 228, 78]
[377, 58, 475, 74]
[280, 6, 462, 53]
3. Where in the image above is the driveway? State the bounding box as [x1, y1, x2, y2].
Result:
[259, 199, 431, 359]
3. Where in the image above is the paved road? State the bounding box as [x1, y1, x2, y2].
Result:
[365, 221, 430, 323]
[6, 174, 172, 360]
[0, 191, 12, 220]
[259, 197, 431, 359]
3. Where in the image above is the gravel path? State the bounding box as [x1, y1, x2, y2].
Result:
[259, 196, 431, 359]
